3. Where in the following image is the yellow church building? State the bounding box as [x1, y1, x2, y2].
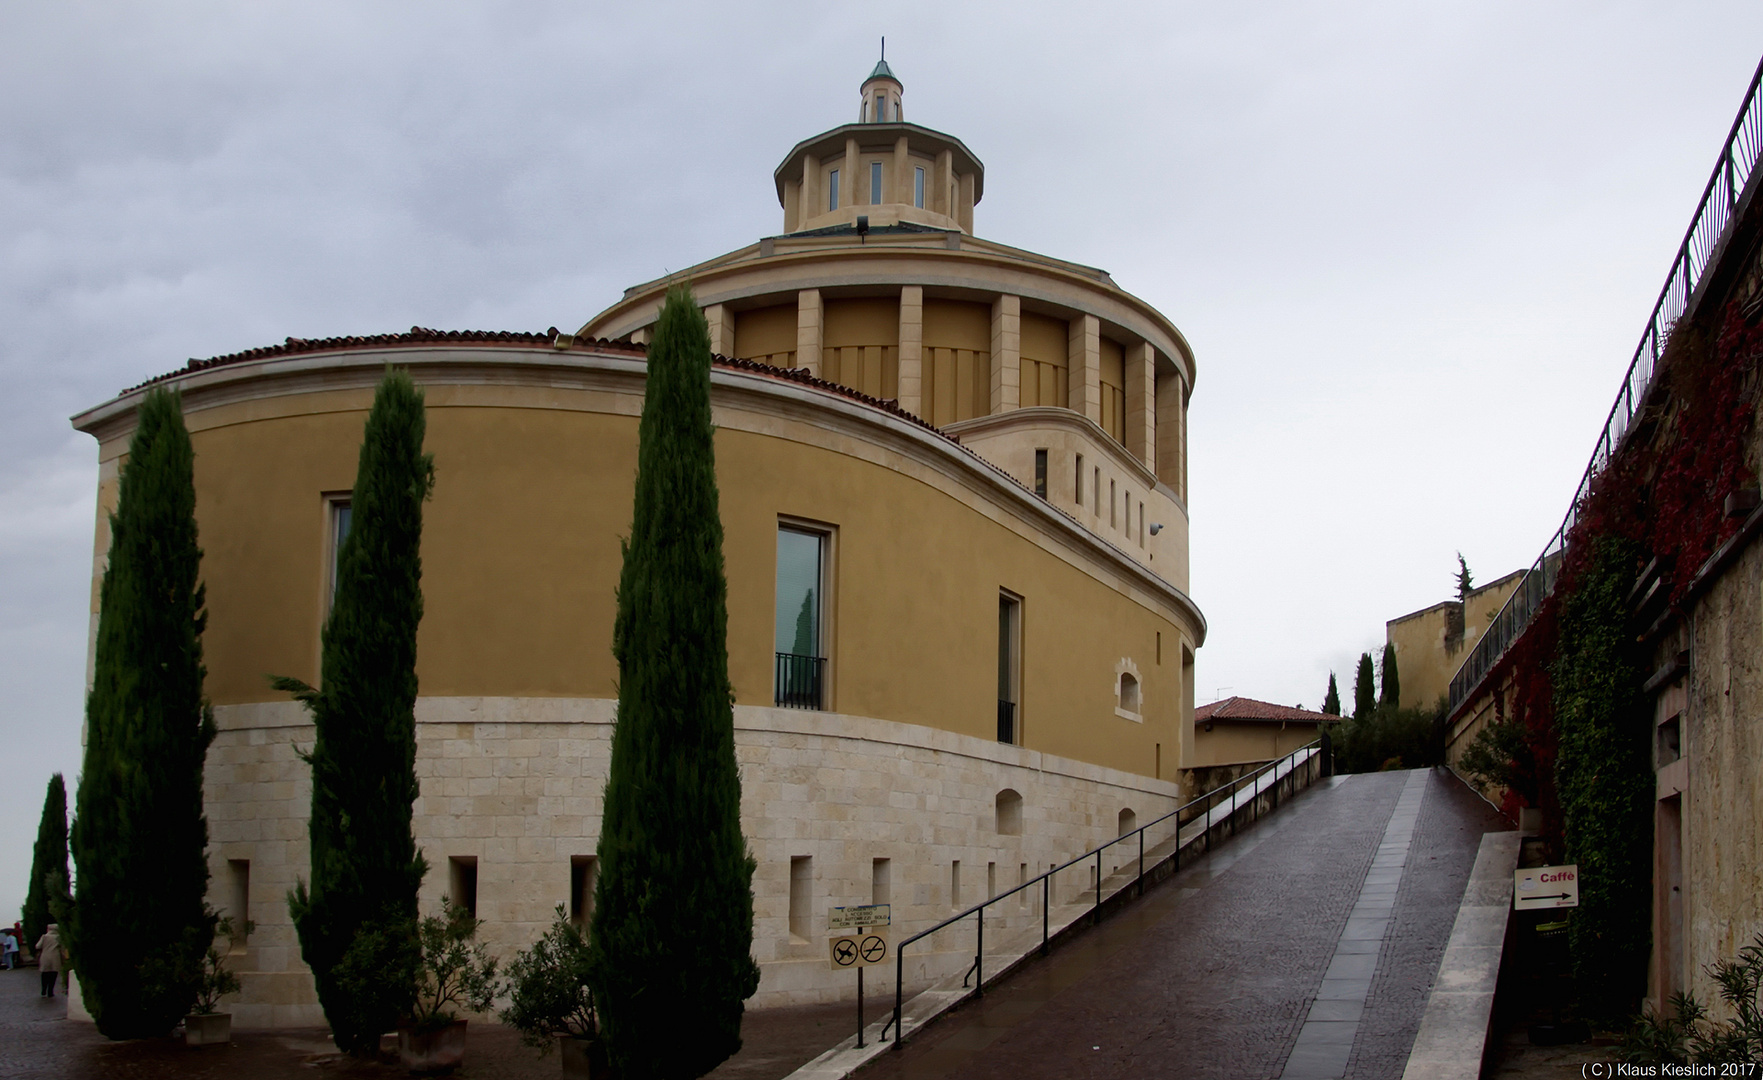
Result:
[69, 61, 1205, 1024]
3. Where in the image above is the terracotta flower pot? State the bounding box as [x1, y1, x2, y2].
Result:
[398, 1019, 469, 1075]
[184, 1011, 232, 1046]
[558, 1034, 610, 1078]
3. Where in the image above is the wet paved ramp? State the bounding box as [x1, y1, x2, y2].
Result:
[855, 768, 1510, 1080]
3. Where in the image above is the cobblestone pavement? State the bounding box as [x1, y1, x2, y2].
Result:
[0, 960, 875, 1080]
[854, 769, 1511, 1080]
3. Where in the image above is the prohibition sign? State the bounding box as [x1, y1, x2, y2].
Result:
[832, 938, 859, 966]
[859, 935, 886, 963]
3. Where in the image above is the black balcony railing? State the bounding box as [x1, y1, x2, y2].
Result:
[775, 652, 825, 709]
[1448, 54, 1763, 716]
[997, 700, 1016, 744]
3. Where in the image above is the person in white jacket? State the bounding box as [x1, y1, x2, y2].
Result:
[34, 925, 62, 998]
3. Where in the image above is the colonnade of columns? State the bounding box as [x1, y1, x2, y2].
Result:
[701, 287, 1188, 498]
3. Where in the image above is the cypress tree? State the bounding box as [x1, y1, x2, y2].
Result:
[71, 386, 217, 1038]
[22, 774, 69, 949]
[1353, 652, 1376, 720]
[274, 369, 432, 1053]
[1321, 674, 1341, 716]
[591, 286, 760, 1080]
[1455, 552, 1474, 601]
[1379, 643, 1400, 709]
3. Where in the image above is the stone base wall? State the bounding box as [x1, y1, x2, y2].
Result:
[1683, 538, 1763, 1016]
[202, 697, 1183, 1028]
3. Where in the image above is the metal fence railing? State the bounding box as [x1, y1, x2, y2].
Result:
[880, 739, 1325, 1046]
[774, 652, 825, 709]
[1448, 54, 1763, 715]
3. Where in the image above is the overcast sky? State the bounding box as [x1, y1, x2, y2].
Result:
[3, 2, 1760, 921]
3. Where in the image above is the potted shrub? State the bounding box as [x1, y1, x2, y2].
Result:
[398, 898, 500, 1076]
[185, 916, 250, 1046]
[500, 905, 605, 1078]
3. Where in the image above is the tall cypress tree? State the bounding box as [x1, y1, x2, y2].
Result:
[71, 386, 217, 1038]
[274, 369, 432, 1053]
[1379, 643, 1400, 709]
[1455, 552, 1474, 601]
[1353, 652, 1376, 720]
[22, 774, 69, 949]
[591, 286, 760, 1080]
[1321, 674, 1341, 717]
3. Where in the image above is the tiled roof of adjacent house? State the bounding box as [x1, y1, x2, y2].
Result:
[1194, 696, 1342, 725]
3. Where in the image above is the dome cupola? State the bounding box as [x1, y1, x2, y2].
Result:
[860, 54, 902, 123]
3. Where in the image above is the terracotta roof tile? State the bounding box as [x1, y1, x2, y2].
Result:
[1194, 696, 1342, 725]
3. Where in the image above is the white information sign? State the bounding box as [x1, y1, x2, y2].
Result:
[827, 904, 891, 930]
[1514, 865, 1580, 910]
[828, 926, 890, 970]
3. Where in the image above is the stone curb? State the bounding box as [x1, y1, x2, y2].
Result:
[1399, 829, 1520, 1080]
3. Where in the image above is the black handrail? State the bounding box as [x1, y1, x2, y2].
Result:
[1447, 53, 1763, 716]
[882, 738, 1324, 1045]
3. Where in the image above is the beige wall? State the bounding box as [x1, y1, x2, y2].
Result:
[1191, 720, 1325, 768]
[1388, 570, 1525, 714]
[734, 304, 798, 365]
[80, 346, 1201, 778]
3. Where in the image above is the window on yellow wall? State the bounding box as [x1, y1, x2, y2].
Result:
[829, 169, 839, 211]
[776, 524, 831, 709]
[325, 494, 352, 614]
[870, 161, 883, 204]
[914, 167, 925, 208]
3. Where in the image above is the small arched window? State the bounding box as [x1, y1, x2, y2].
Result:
[996, 789, 1023, 836]
[1119, 672, 1140, 714]
[1118, 808, 1137, 836]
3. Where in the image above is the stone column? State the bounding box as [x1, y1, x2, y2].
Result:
[936, 149, 954, 216]
[1127, 341, 1156, 470]
[958, 172, 975, 233]
[843, 139, 859, 213]
[1156, 370, 1184, 493]
[704, 304, 734, 358]
[797, 289, 823, 377]
[897, 286, 924, 416]
[990, 294, 1021, 414]
[801, 155, 819, 225]
[1067, 315, 1100, 425]
[894, 136, 910, 211]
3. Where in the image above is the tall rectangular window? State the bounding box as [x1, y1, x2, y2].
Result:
[829, 169, 839, 211]
[914, 166, 925, 208]
[1033, 449, 1047, 498]
[870, 161, 883, 204]
[448, 856, 479, 919]
[789, 856, 812, 941]
[876, 93, 886, 122]
[776, 525, 828, 708]
[872, 858, 891, 907]
[1075, 454, 1084, 503]
[998, 592, 1021, 744]
[326, 495, 352, 610]
[1093, 468, 1101, 515]
[1139, 501, 1146, 547]
[950, 860, 962, 910]
[1110, 480, 1118, 528]
[227, 860, 250, 952]
[569, 855, 598, 927]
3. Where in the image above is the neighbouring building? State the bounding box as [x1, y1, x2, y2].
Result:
[1191, 697, 1339, 772]
[1386, 568, 1524, 720]
[68, 61, 1205, 1024]
[1443, 58, 1763, 1022]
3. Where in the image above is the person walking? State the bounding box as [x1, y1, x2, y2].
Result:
[1, 929, 17, 969]
[34, 924, 62, 997]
